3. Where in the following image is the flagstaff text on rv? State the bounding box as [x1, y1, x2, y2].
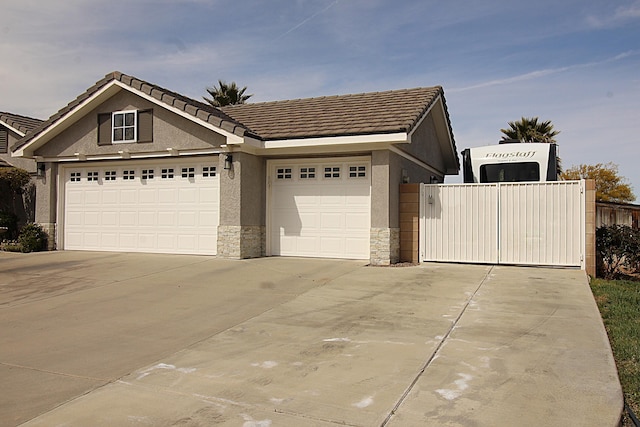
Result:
[462, 142, 558, 183]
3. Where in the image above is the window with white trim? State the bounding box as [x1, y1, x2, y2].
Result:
[181, 167, 195, 178]
[123, 170, 135, 180]
[300, 167, 316, 179]
[324, 166, 340, 178]
[161, 168, 174, 179]
[87, 171, 99, 182]
[104, 171, 116, 181]
[112, 110, 137, 143]
[276, 168, 292, 179]
[142, 169, 154, 180]
[203, 166, 216, 177]
[70, 172, 81, 182]
[349, 165, 367, 178]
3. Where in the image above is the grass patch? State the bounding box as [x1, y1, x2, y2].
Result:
[591, 278, 640, 426]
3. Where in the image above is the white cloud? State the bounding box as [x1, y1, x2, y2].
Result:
[586, 0, 640, 28]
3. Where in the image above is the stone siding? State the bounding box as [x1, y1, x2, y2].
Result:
[370, 227, 400, 265]
[217, 225, 265, 259]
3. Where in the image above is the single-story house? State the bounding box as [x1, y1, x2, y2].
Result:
[12, 72, 459, 264]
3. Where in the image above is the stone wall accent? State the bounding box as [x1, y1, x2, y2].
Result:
[399, 184, 420, 263]
[217, 225, 265, 259]
[39, 222, 56, 250]
[370, 227, 399, 265]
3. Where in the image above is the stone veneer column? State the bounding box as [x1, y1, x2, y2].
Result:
[217, 152, 266, 259]
[369, 151, 401, 265]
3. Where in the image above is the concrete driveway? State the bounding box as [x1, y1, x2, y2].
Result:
[0, 252, 622, 426]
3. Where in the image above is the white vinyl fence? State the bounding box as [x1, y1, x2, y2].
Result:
[420, 181, 585, 267]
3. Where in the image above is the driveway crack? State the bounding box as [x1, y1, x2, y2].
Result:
[380, 265, 495, 426]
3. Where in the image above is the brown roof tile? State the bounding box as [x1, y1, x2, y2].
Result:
[220, 86, 445, 140]
[0, 112, 44, 135]
[13, 72, 456, 156]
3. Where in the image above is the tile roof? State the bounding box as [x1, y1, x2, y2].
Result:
[15, 72, 455, 154]
[0, 112, 43, 135]
[220, 87, 445, 140]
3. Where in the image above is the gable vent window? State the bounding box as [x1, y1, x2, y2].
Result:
[203, 166, 216, 177]
[161, 168, 174, 179]
[300, 167, 316, 179]
[349, 165, 367, 178]
[87, 171, 99, 182]
[70, 172, 81, 182]
[112, 111, 137, 143]
[277, 168, 292, 179]
[104, 171, 116, 181]
[181, 167, 195, 178]
[0, 129, 8, 154]
[324, 166, 340, 178]
[142, 169, 154, 180]
[98, 110, 153, 146]
[123, 170, 135, 180]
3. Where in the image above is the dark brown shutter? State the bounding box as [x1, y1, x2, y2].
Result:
[97, 113, 112, 146]
[137, 109, 153, 143]
[0, 128, 8, 153]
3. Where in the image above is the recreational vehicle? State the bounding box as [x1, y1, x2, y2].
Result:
[461, 141, 558, 183]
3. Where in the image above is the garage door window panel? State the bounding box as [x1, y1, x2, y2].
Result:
[349, 165, 367, 178]
[277, 168, 292, 180]
[323, 167, 340, 178]
[300, 167, 316, 179]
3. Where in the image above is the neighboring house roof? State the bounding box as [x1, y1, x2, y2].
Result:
[0, 112, 43, 137]
[220, 87, 449, 141]
[0, 158, 12, 167]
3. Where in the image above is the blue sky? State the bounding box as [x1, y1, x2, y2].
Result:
[1, 0, 639, 195]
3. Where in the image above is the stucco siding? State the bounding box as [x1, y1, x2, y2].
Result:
[34, 91, 226, 158]
[395, 114, 446, 174]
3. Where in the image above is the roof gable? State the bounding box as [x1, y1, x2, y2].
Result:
[13, 72, 253, 156]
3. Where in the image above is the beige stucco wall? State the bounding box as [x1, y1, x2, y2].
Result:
[395, 114, 446, 174]
[35, 91, 226, 158]
[219, 152, 266, 227]
[218, 152, 266, 258]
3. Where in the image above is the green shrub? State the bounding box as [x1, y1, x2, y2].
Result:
[17, 223, 48, 253]
[596, 225, 640, 279]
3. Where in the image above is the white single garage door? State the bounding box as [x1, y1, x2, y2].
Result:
[63, 158, 219, 255]
[268, 157, 371, 259]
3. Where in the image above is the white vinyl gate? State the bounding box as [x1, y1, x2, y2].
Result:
[420, 181, 585, 267]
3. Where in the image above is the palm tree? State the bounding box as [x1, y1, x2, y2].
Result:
[500, 117, 562, 174]
[500, 117, 559, 143]
[203, 80, 252, 107]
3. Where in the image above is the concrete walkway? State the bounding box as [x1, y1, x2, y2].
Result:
[0, 252, 622, 426]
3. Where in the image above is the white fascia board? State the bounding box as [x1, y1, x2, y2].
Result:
[15, 82, 122, 158]
[263, 132, 408, 149]
[120, 82, 245, 145]
[37, 148, 224, 163]
[1, 121, 26, 138]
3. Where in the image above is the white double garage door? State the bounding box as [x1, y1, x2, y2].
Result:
[62, 157, 371, 259]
